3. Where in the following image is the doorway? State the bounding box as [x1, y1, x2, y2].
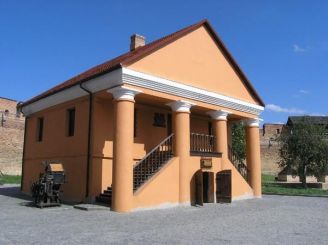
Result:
[195, 170, 214, 205]
[216, 170, 232, 203]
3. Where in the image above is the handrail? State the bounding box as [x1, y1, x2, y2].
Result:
[134, 133, 174, 169]
[228, 145, 249, 181]
[133, 134, 174, 191]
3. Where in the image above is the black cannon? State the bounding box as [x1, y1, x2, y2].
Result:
[31, 161, 65, 208]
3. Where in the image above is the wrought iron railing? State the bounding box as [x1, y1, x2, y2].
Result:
[228, 145, 249, 181]
[190, 133, 215, 154]
[133, 134, 174, 191]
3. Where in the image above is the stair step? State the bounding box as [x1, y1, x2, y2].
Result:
[96, 195, 111, 204]
[104, 190, 112, 194]
[99, 193, 111, 198]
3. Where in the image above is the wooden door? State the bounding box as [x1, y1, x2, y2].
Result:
[208, 172, 215, 203]
[195, 170, 203, 206]
[216, 170, 232, 203]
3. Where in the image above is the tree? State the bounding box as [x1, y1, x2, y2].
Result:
[231, 122, 246, 160]
[312, 141, 328, 182]
[278, 122, 327, 187]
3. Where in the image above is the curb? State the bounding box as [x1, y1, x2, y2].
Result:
[263, 193, 328, 198]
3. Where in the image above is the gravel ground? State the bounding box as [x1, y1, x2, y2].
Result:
[0, 185, 328, 245]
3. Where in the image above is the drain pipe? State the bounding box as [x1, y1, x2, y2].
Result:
[18, 102, 27, 191]
[79, 83, 93, 200]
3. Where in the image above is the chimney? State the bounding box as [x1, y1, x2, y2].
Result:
[130, 34, 145, 51]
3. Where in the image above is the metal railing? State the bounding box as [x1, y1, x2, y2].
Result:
[228, 145, 249, 181]
[133, 134, 174, 191]
[190, 133, 215, 153]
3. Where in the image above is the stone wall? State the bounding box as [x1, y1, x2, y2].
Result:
[260, 124, 285, 175]
[0, 97, 25, 175]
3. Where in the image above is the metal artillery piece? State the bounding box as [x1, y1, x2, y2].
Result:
[31, 161, 65, 208]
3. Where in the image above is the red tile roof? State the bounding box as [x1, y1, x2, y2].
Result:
[22, 19, 265, 107]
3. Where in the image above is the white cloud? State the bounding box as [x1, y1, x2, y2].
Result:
[266, 104, 326, 116]
[266, 104, 306, 114]
[298, 89, 309, 94]
[308, 112, 326, 116]
[293, 44, 306, 53]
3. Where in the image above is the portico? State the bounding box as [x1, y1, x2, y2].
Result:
[20, 19, 265, 212]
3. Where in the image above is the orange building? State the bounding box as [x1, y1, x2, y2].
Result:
[20, 20, 265, 212]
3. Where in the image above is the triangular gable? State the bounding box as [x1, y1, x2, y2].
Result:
[126, 23, 263, 106]
[22, 20, 264, 107]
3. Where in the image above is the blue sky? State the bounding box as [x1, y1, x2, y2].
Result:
[1, 1, 327, 124]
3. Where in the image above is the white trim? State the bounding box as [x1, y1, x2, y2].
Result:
[166, 100, 195, 113]
[21, 69, 123, 116]
[207, 110, 231, 120]
[107, 86, 142, 102]
[122, 68, 264, 115]
[21, 67, 264, 116]
[21, 85, 88, 115]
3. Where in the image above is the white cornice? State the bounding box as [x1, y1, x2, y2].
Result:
[21, 67, 264, 116]
[21, 69, 123, 116]
[122, 68, 264, 116]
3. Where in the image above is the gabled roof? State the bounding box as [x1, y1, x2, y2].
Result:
[287, 116, 328, 126]
[22, 19, 265, 107]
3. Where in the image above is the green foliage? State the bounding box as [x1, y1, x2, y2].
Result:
[0, 175, 21, 185]
[262, 174, 328, 196]
[231, 122, 246, 160]
[278, 122, 328, 187]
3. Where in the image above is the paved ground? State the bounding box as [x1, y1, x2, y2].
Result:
[0, 185, 328, 245]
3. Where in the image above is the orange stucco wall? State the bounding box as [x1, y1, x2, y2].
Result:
[133, 154, 252, 210]
[128, 26, 260, 105]
[22, 97, 89, 202]
[22, 92, 253, 205]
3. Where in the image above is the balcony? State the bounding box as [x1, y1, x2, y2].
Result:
[190, 133, 221, 157]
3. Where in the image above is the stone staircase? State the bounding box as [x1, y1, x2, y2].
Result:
[96, 134, 174, 205]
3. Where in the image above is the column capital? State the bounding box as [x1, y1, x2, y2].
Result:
[207, 110, 231, 121]
[107, 86, 142, 102]
[245, 118, 261, 127]
[166, 100, 195, 113]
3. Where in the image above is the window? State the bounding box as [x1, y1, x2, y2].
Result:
[37, 117, 44, 142]
[153, 113, 166, 127]
[67, 108, 75, 137]
[276, 129, 280, 134]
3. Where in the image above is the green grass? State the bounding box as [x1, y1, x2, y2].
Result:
[0, 175, 21, 185]
[262, 174, 328, 197]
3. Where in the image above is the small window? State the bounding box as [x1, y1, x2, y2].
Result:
[67, 108, 75, 137]
[37, 117, 44, 142]
[276, 129, 280, 134]
[153, 113, 166, 127]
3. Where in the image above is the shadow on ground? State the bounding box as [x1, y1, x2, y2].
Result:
[0, 185, 31, 200]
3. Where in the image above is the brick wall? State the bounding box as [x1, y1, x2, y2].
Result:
[0, 97, 25, 175]
[260, 124, 285, 175]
